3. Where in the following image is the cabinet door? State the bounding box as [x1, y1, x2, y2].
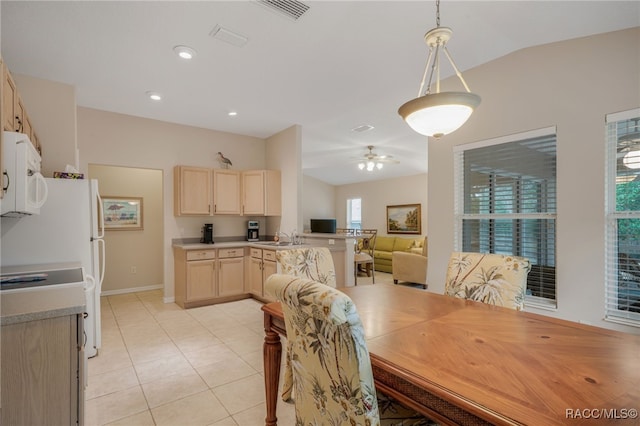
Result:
[262, 260, 277, 302]
[1, 316, 74, 425]
[174, 166, 212, 216]
[186, 260, 216, 301]
[213, 169, 241, 214]
[248, 256, 264, 297]
[242, 170, 265, 215]
[218, 257, 245, 297]
[3, 63, 16, 132]
[16, 96, 26, 134]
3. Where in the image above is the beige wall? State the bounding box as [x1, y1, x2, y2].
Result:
[89, 164, 163, 294]
[265, 124, 302, 235]
[335, 174, 428, 237]
[77, 107, 269, 300]
[427, 28, 640, 334]
[12, 73, 76, 177]
[302, 175, 336, 231]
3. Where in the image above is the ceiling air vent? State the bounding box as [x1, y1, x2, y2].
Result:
[256, 0, 310, 21]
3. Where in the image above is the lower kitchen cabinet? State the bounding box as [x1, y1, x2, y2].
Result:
[247, 247, 276, 302]
[218, 248, 244, 297]
[1, 313, 84, 425]
[174, 246, 248, 308]
[186, 258, 217, 302]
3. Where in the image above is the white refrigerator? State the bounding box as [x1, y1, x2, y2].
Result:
[1, 178, 105, 357]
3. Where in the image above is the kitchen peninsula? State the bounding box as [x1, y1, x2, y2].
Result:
[172, 236, 353, 309]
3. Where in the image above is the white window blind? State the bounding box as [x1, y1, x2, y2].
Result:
[605, 109, 640, 327]
[454, 128, 557, 306]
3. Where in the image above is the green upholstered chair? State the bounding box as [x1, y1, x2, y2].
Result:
[445, 252, 531, 310]
[275, 246, 336, 287]
[265, 274, 434, 425]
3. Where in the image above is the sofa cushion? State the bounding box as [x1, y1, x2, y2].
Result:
[392, 237, 414, 252]
[376, 236, 396, 252]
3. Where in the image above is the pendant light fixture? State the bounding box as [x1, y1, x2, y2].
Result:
[398, 0, 481, 138]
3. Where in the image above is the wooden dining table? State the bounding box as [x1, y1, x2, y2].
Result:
[262, 283, 640, 425]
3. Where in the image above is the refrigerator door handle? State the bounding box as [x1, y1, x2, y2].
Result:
[96, 190, 105, 240]
[98, 238, 106, 285]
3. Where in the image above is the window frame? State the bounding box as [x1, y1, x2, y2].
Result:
[605, 108, 640, 328]
[454, 126, 558, 309]
[346, 197, 362, 230]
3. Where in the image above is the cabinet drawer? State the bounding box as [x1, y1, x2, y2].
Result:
[187, 250, 216, 261]
[250, 248, 262, 259]
[263, 250, 276, 261]
[218, 248, 243, 258]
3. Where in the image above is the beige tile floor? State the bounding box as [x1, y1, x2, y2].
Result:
[86, 272, 396, 426]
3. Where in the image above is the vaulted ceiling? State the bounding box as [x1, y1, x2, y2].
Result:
[2, 1, 638, 184]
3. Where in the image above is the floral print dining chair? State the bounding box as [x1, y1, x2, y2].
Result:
[275, 247, 337, 401]
[275, 247, 336, 287]
[445, 252, 531, 310]
[265, 273, 434, 426]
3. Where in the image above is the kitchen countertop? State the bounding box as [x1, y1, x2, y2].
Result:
[172, 240, 345, 251]
[1, 282, 86, 325]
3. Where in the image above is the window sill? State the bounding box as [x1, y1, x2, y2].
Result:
[525, 295, 557, 311]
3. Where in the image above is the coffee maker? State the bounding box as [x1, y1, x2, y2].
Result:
[201, 223, 214, 244]
[247, 221, 259, 241]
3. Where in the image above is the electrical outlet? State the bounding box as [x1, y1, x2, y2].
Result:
[131, 266, 137, 274]
[328, 239, 335, 245]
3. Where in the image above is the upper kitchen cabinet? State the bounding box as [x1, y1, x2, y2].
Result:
[2, 60, 41, 154]
[174, 166, 212, 216]
[2, 62, 17, 133]
[213, 169, 241, 215]
[242, 170, 281, 216]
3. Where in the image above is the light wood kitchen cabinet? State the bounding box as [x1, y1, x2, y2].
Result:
[213, 169, 241, 215]
[2, 61, 17, 132]
[0, 57, 3, 200]
[247, 247, 277, 301]
[1, 59, 42, 154]
[174, 246, 250, 308]
[1, 314, 84, 425]
[174, 248, 217, 308]
[174, 166, 212, 216]
[218, 247, 244, 297]
[242, 170, 281, 216]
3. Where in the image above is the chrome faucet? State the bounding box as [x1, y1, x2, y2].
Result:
[275, 230, 300, 245]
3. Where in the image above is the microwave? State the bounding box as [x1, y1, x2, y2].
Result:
[1, 132, 48, 217]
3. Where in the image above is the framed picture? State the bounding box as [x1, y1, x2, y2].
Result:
[387, 203, 421, 234]
[102, 196, 143, 230]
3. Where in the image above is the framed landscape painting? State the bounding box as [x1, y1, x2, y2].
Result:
[387, 204, 421, 234]
[103, 196, 143, 230]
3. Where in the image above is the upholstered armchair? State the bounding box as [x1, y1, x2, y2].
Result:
[445, 252, 531, 310]
[392, 236, 427, 288]
[264, 274, 433, 425]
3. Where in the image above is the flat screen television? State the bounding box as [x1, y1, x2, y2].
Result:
[310, 218, 337, 233]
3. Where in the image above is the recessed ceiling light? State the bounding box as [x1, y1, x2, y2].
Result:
[146, 91, 162, 101]
[173, 45, 197, 60]
[228, 111, 238, 117]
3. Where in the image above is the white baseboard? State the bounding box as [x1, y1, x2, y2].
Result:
[100, 284, 163, 297]
[163, 296, 175, 304]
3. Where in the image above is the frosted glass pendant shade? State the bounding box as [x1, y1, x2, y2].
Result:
[399, 91, 481, 138]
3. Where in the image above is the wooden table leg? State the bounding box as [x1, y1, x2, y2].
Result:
[264, 315, 282, 426]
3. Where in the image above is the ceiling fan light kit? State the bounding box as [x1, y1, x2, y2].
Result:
[399, 0, 481, 138]
[357, 145, 395, 172]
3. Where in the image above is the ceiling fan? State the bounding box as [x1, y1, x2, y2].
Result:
[356, 146, 399, 171]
